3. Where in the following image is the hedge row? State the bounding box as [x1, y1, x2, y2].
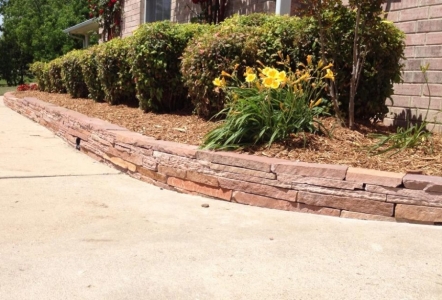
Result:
[30, 13, 405, 120]
[31, 21, 206, 112]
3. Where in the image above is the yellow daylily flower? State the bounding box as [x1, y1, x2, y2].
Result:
[318, 59, 324, 68]
[322, 69, 335, 81]
[309, 99, 322, 108]
[262, 77, 280, 89]
[322, 62, 334, 70]
[262, 77, 274, 88]
[245, 73, 257, 82]
[266, 68, 279, 79]
[294, 73, 310, 84]
[221, 71, 231, 77]
[244, 66, 254, 76]
[307, 55, 313, 66]
[261, 67, 271, 76]
[213, 77, 226, 87]
[270, 79, 280, 89]
[277, 71, 287, 83]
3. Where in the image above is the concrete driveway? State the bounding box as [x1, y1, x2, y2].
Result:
[1, 96, 442, 300]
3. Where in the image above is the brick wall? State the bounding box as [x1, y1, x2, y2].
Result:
[122, 0, 143, 38]
[5, 92, 442, 225]
[383, 0, 442, 132]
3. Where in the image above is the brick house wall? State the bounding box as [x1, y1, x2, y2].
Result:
[383, 0, 442, 132]
[121, 0, 143, 38]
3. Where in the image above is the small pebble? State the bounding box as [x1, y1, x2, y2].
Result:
[269, 237, 274, 240]
[201, 203, 210, 208]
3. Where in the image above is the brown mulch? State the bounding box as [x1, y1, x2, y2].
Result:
[14, 91, 442, 176]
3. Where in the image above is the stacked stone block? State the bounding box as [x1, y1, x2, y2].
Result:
[4, 92, 442, 225]
[384, 0, 442, 132]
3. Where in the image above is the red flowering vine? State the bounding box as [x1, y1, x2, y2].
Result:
[88, 0, 122, 42]
[190, 0, 226, 24]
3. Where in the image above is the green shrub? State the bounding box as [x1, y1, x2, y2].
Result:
[95, 37, 136, 105]
[307, 4, 405, 121]
[183, 10, 404, 121]
[47, 58, 66, 93]
[355, 21, 405, 121]
[223, 14, 313, 68]
[30, 61, 52, 93]
[29, 61, 47, 91]
[220, 13, 275, 27]
[79, 46, 105, 102]
[181, 21, 258, 118]
[130, 21, 207, 112]
[41, 63, 51, 93]
[181, 14, 314, 118]
[60, 50, 89, 98]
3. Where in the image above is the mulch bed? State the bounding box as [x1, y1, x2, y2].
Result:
[14, 91, 442, 176]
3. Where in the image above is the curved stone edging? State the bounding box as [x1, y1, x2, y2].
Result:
[4, 92, 442, 225]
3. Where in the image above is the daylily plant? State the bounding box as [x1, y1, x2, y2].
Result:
[204, 55, 334, 149]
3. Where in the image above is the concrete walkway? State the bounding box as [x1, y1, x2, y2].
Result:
[1, 96, 442, 300]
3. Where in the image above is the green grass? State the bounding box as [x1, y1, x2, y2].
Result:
[0, 77, 34, 96]
[0, 85, 17, 96]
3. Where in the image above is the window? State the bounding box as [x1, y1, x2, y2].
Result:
[145, 0, 171, 23]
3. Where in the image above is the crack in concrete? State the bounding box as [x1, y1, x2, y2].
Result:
[0, 173, 122, 180]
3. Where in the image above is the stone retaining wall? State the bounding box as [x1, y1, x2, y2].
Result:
[4, 92, 442, 225]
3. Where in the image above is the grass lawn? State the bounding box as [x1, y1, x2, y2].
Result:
[0, 77, 34, 95]
[0, 79, 17, 96]
[0, 85, 17, 96]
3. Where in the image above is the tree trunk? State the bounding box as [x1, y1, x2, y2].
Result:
[349, 3, 362, 130]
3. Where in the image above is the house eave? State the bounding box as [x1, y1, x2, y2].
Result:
[63, 18, 99, 35]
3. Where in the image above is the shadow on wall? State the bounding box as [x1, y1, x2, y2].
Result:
[384, 0, 402, 13]
[390, 108, 425, 129]
[172, 0, 195, 23]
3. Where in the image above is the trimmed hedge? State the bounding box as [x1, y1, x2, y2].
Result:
[95, 37, 137, 106]
[181, 14, 316, 118]
[28, 13, 404, 122]
[182, 12, 404, 120]
[47, 58, 66, 93]
[29, 62, 47, 92]
[79, 46, 105, 102]
[60, 50, 89, 98]
[130, 21, 208, 112]
[181, 23, 258, 118]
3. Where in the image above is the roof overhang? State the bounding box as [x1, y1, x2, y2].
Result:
[63, 18, 99, 36]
